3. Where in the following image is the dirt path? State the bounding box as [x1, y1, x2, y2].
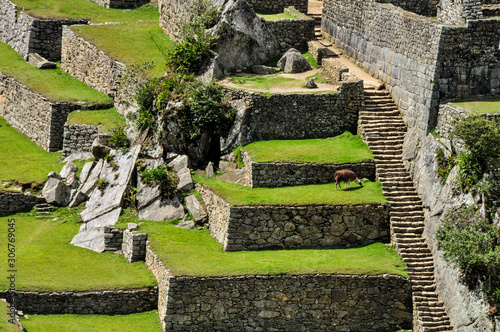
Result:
[308, 0, 323, 15]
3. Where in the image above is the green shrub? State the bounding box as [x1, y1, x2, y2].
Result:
[436, 205, 500, 290]
[108, 126, 130, 148]
[141, 165, 178, 198]
[97, 179, 109, 192]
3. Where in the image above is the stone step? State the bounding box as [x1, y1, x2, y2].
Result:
[365, 97, 394, 103]
[392, 223, 425, 230]
[372, 151, 403, 157]
[359, 115, 403, 121]
[359, 119, 404, 125]
[36, 211, 52, 215]
[360, 110, 400, 116]
[405, 260, 435, 268]
[364, 89, 389, 96]
[390, 210, 423, 216]
[418, 310, 448, 318]
[393, 226, 424, 234]
[35, 206, 54, 211]
[407, 265, 435, 273]
[399, 247, 431, 255]
[363, 106, 399, 112]
[370, 145, 403, 151]
[413, 284, 437, 292]
[362, 124, 406, 132]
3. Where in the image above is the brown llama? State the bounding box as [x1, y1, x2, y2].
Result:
[334, 169, 363, 190]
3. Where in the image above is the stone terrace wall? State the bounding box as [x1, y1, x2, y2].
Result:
[62, 124, 99, 158]
[1, 288, 157, 314]
[61, 26, 126, 98]
[122, 230, 148, 263]
[435, 104, 469, 138]
[321, 57, 349, 84]
[247, 0, 308, 13]
[198, 186, 390, 251]
[88, 0, 149, 9]
[242, 149, 376, 188]
[266, 18, 315, 54]
[438, 0, 483, 25]
[0, 74, 80, 151]
[0, 192, 45, 217]
[222, 80, 364, 151]
[158, 0, 196, 40]
[163, 274, 412, 331]
[0, 0, 87, 60]
[376, 0, 433, 16]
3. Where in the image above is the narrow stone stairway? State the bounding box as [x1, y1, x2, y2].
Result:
[34, 203, 55, 219]
[359, 87, 454, 332]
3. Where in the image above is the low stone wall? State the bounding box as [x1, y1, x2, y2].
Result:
[61, 26, 126, 99]
[104, 227, 123, 251]
[0, 287, 157, 314]
[0, 0, 87, 60]
[122, 230, 148, 263]
[266, 17, 315, 54]
[242, 149, 376, 188]
[198, 186, 390, 252]
[222, 80, 364, 152]
[62, 124, 99, 158]
[87, 0, 149, 9]
[247, 0, 308, 13]
[308, 40, 329, 65]
[436, 103, 500, 138]
[322, 57, 349, 84]
[0, 74, 79, 151]
[0, 192, 45, 217]
[144, 246, 412, 332]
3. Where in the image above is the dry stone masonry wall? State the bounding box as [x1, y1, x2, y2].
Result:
[0, 192, 45, 217]
[62, 124, 99, 158]
[122, 230, 148, 263]
[242, 149, 376, 188]
[222, 81, 364, 151]
[438, 0, 483, 25]
[436, 103, 500, 138]
[198, 186, 390, 251]
[103, 227, 123, 251]
[0, 0, 87, 60]
[247, 0, 308, 13]
[321, 57, 349, 84]
[265, 17, 315, 54]
[1, 288, 157, 314]
[87, 0, 149, 9]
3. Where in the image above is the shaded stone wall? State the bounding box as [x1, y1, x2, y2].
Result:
[1, 288, 157, 314]
[61, 26, 126, 98]
[222, 80, 364, 152]
[242, 149, 376, 188]
[198, 186, 390, 251]
[0, 74, 79, 151]
[122, 230, 148, 263]
[265, 18, 315, 54]
[321, 57, 349, 84]
[0, 0, 87, 60]
[87, 0, 150, 9]
[103, 227, 123, 251]
[438, 0, 483, 25]
[0, 192, 45, 217]
[62, 124, 99, 158]
[247, 0, 308, 13]
[307, 40, 329, 65]
[376, 0, 432, 16]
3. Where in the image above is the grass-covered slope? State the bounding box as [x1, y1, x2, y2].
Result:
[0, 42, 111, 105]
[21, 311, 163, 332]
[0, 208, 157, 292]
[142, 221, 407, 277]
[242, 131, 374, 164]
[0, 300, 21, 332]
[196, 175, 386, 206]
[66, 108, 126, 133]
[452, 99, 500, 114]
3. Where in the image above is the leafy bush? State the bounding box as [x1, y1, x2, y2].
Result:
[141, 165, 178, 198]
[436, 205, 500, 290]
[108, 126, 130, 148]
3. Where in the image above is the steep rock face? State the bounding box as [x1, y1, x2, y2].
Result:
[204, 0, 279, 77]
[412, 134, 493, 332]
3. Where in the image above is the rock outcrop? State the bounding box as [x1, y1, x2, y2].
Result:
[277, 48, 311, 73]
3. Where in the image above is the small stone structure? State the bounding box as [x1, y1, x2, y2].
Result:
[307, 40, 330, 65]
[198, 185, 390, 251]
[87, 0, 149, 9]
[103, 226, 124, 251]
[122, 229, 148, 263]
[62, 124, 100, 158]
[321, 57, 349, 84]
[241, 149, 376, 188]
[0, 287, 157, 314]
[0, 0, 87, 60]
[222, 80, 364, 151]
[0, 192, 45, 217]
[145, 245, 412, 332]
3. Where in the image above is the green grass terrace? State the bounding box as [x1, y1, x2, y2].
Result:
[0, 207, 156, 292]
[240, 131, 374, 164]
[141, 221, 407, 277]
[66, 108, 126, 133]
[0, 41, 111, 105]
[452, 99, 500, 115]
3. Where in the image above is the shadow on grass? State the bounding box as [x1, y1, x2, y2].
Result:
[338, 186, 363, 191]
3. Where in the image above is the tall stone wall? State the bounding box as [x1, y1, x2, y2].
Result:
[0, 0, 87, 60]
[242, 149, 376, 188]
[198, 186, 390, 251]
[61, 26, 127, 98]
[222, 80, 364, 152]
[1, 288, 157, 314]
[266, 18, 315, 54]
[0, 74, 79, 151]
[247, 0, 308, 13]
[87, 0, 149, 9]
[438, 0, 483, 25]
[0, 192, 45, 217]
[62, 124, 100, 158]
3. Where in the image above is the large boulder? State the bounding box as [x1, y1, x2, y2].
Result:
[185, 195, 207, 222]
[139, 195, 185, 221]
[71, 208, 122, 253]
[42, 177, 72, 206]
[277, 48, 312, 73]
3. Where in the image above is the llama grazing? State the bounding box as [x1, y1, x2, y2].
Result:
[334, 169, 363, 190]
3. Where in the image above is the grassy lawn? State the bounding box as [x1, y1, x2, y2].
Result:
[195, 175, 387, 206]
[21, 311, 162, 332]
[66, 108, 126, 133]
[142, 222, 407, 277]
[71, 22, 173, 78]
[0, 207, 157, 292]
[10, 1, 158, 23]
[0, 117, 65, 186]
[256, 12, 298, 21]
[0, 300, 21, 332]
[227, 71, 330, 91]
[452, 100, 500, 114]
[0, 42, 111, 105]
[242, 131, 374, 164]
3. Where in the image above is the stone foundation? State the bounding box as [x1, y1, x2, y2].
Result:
[62, 124, 99, 158]
[0, 192, 45, 217]
[198, 186, 390, 251]
[242, 149, 376, 188]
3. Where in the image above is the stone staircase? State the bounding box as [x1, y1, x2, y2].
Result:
[359, 87, 454, 332]
[34, 203, 55, 219]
